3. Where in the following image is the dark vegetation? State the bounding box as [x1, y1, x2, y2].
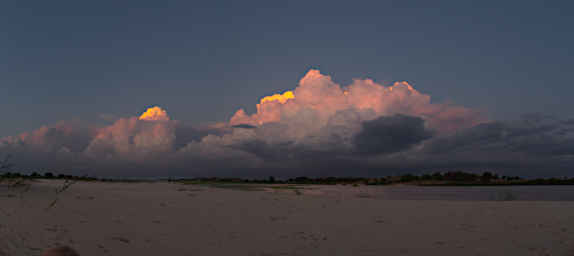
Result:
[0, 171, 143, 183]
[174, 172, 574, 186]
[0, 154, 573, 186]
[2, 171, 572, 186]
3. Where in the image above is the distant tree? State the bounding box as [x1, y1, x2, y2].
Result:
[293, 177, 309, 183]
[3, 172, 22, 178]
[268, 176, 275, 183]
[44, 172, 54, 179]
[444, 171, 477, 182]
[400, 174, 419, 182]
[481, 172, 494, 182]
[431, 172, 443, 180]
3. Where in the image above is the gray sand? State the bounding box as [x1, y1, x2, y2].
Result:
[1, 180, 573, 255]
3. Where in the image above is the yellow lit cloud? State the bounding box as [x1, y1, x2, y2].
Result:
[138, 106, 170, 121]
[259, 91, 294, 105]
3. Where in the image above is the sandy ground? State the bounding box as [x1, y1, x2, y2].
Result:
[1, 180, 573, 256]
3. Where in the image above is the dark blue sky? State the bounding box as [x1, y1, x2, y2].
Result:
[1, 0, 572, 137]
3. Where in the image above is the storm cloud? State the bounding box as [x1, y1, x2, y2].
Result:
[1, 70, 572, 178]
[353, 115, 433, 155]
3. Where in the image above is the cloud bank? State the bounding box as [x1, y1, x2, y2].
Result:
[1, 70, 572, 177]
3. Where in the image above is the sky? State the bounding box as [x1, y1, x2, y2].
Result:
[1, 1, 573, 177]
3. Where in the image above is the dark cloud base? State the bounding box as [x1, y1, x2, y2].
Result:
[1, 114, 573, 178]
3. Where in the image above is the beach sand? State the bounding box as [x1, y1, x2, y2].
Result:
[1, 179, 573, 255]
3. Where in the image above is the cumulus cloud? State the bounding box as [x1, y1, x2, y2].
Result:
[84, 117, 177, 160]
[1, 71, 572, 177]
[222, 69, 480, 167]
[0, 121, 95, 153]
[230, 69, 483, 133]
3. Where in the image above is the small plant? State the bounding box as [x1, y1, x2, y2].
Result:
[0, 154, 12, 171]
[270, 185, 301, 190]
[209, 183, 264, 191]
[0, 154, 13, 183]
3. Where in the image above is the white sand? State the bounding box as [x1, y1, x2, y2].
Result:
[1, 179, 573, 256]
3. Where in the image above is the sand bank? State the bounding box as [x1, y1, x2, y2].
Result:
[1, 180, 573, 255]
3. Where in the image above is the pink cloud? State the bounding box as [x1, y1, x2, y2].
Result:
[230, 69, 484, 133]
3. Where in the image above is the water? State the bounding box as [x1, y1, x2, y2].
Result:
[370, 185, 574, 201]
[312, 185, 574, 201]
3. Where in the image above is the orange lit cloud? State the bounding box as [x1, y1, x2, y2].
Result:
[139, 106, 170, 121]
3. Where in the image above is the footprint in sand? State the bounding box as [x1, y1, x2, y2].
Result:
[373, 216, 385, 224]
[97, 244, 109, 254]
[111, 237, 130, 244]
[75, 195, 95, 200]
[269, 216, 288, 222]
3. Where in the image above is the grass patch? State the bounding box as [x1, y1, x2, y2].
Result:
[180, 182, 309, 193]
[207, 183, 266, 191]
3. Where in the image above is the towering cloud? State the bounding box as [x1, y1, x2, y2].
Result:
[230, 69, 483, 133]
[1, 70, 571, 177]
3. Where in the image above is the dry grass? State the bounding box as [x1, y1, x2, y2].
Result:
[46, 180, 77, 210]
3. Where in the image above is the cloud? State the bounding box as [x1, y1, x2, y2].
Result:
[138, 106, 170, 121]
[0, 121, 95, 153]
[231, 124, 257, 129]
[383, 114, 574, 176]
[84, 117, 177, 160]
[230, 69, 484, 133]
[353, 115, 433, 155]
[423, 114, 574, 156]
[1, 70, 572, 177]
